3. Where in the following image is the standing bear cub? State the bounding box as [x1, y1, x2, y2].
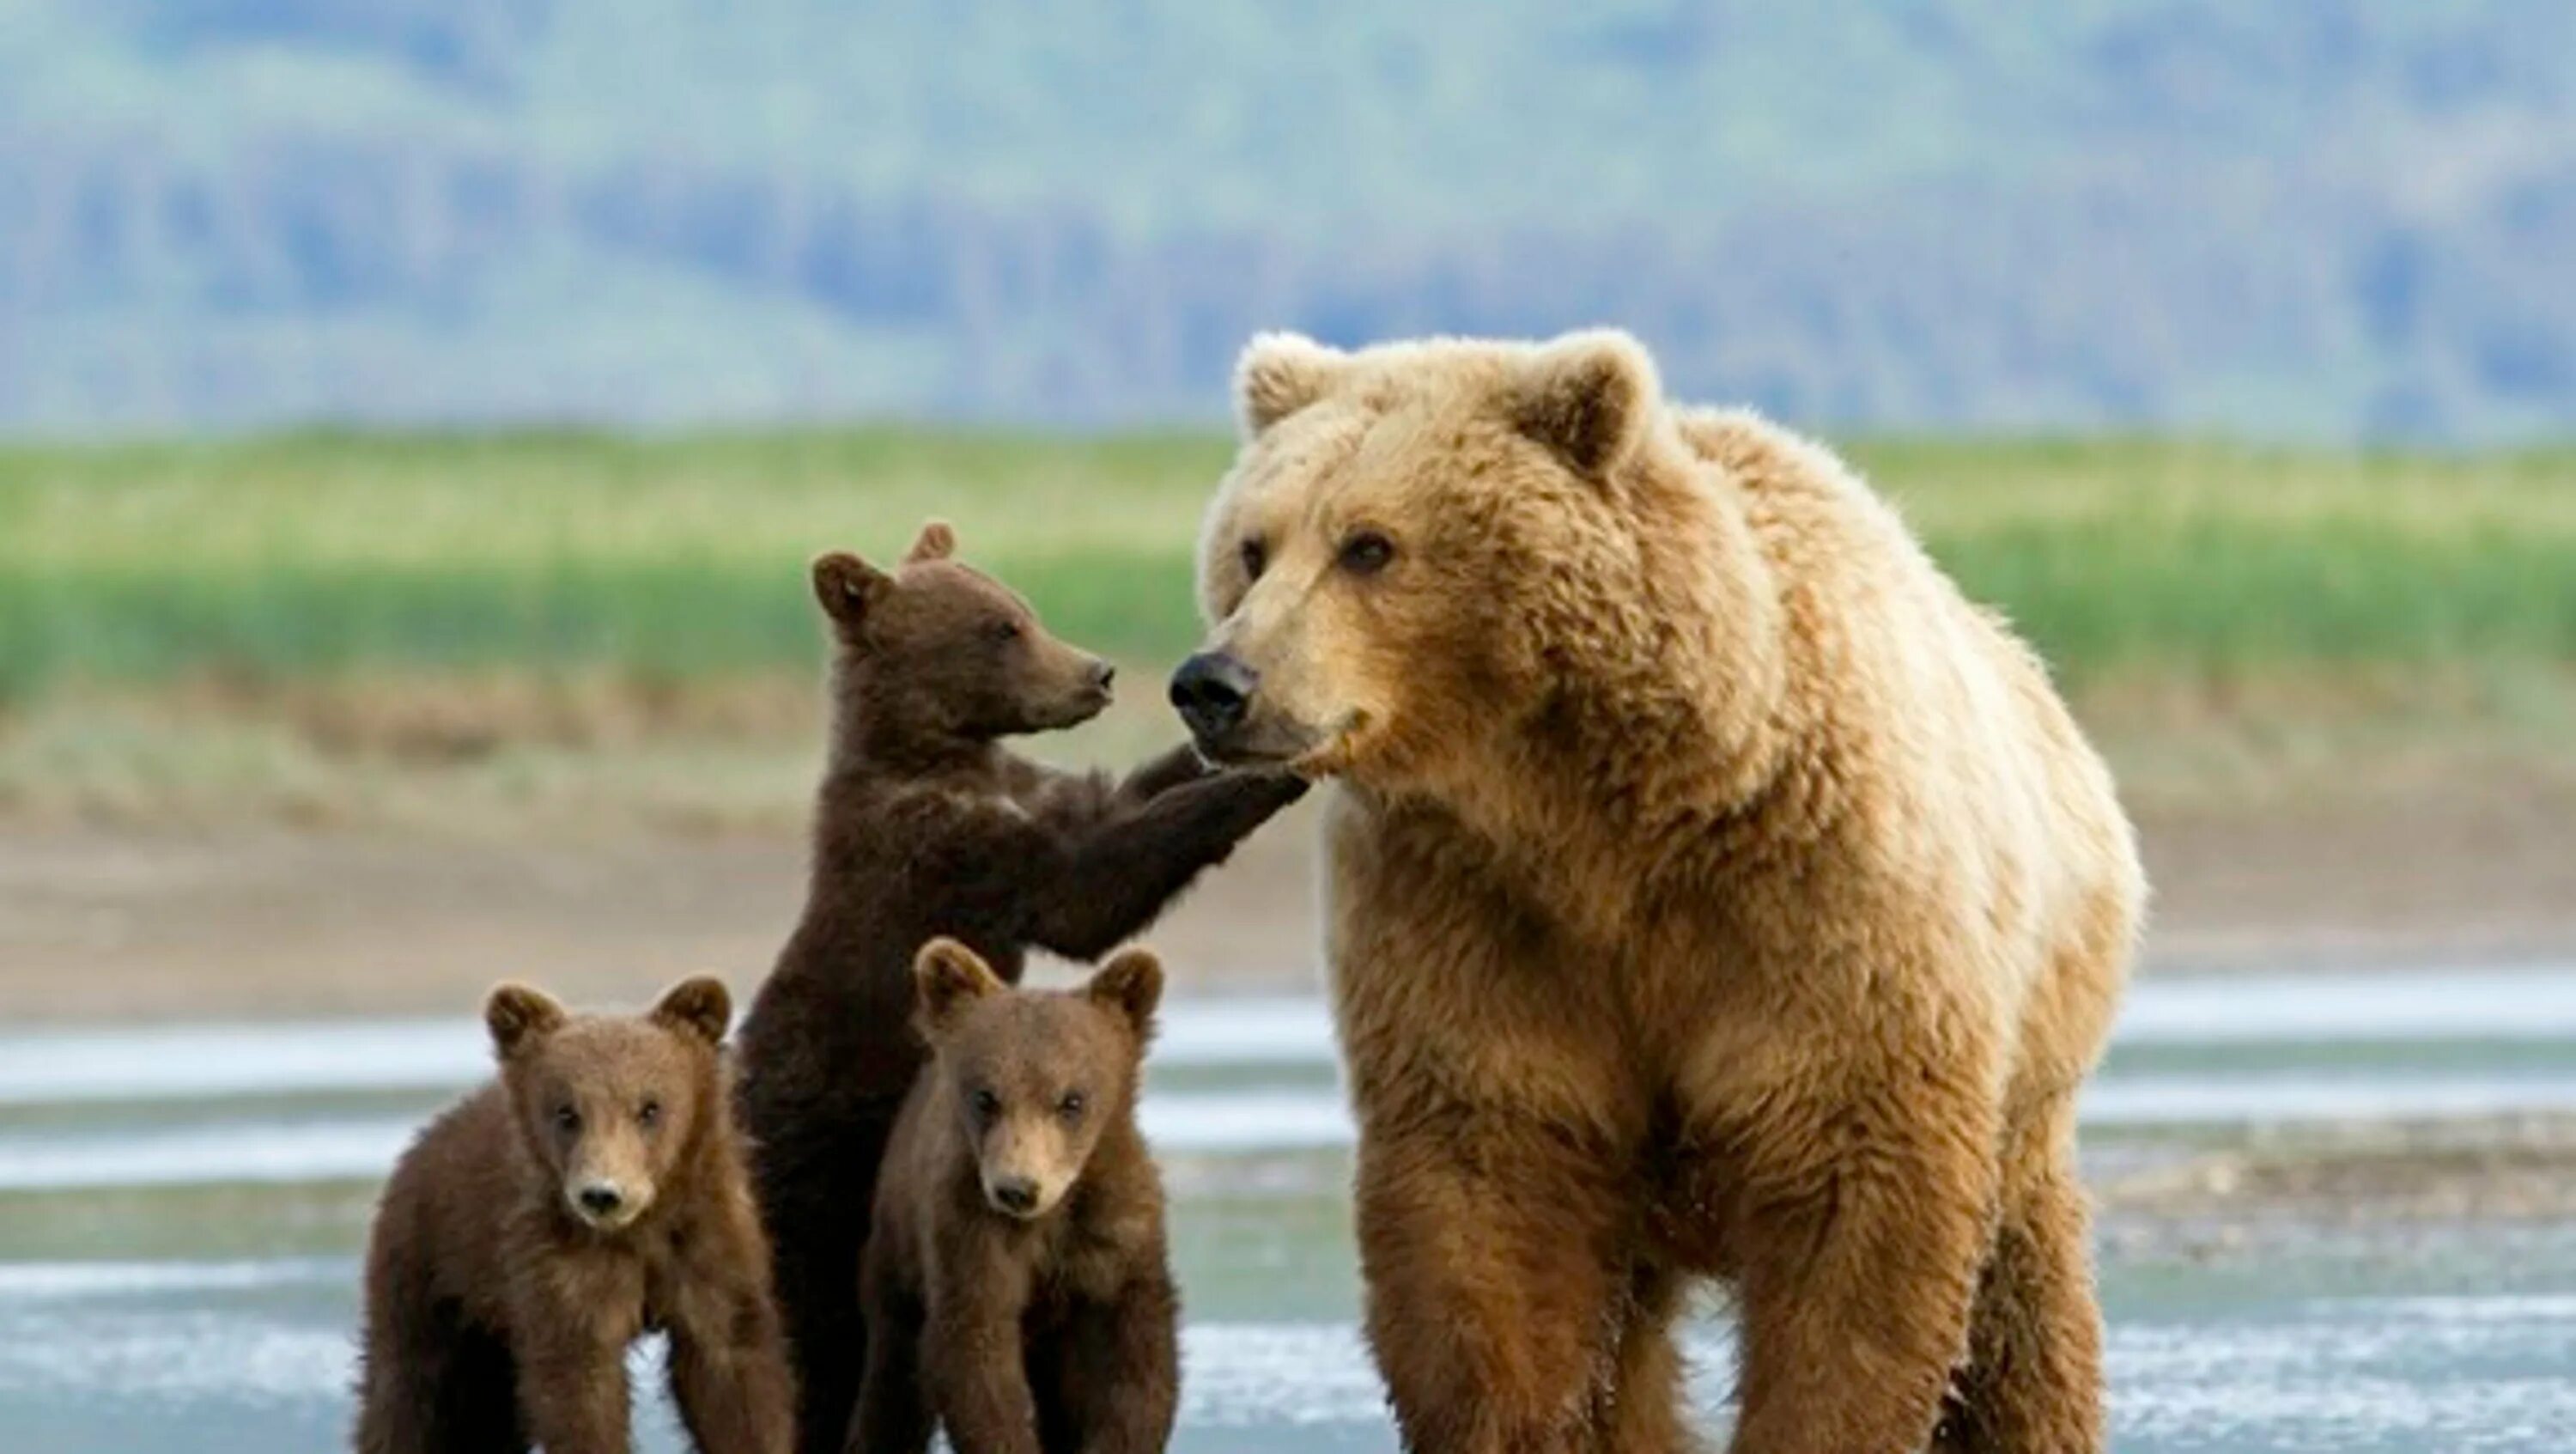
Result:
[849, 938, 1178, 1454]
[735, 521, 1301, 1454]
[356, 976, 792, 1454]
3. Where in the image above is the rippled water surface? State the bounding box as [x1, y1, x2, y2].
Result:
[5, 967, 2575, 1451]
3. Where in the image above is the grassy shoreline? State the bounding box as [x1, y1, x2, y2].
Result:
[3, 429, 2572, 825]
[8, 429, 2573, 692]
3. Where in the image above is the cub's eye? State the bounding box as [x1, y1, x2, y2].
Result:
[552, 1105, 580, 1134]
[637, 1099, 661, 1129]
[970, 1088, 1002, 1123]
[984, 618, 1024, 645]
[1056, 1091, 1087, 1122]
[1337, 530, 1394, 576]
[1238, 537, 1267, 581]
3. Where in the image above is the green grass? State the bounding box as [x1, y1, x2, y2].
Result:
[1868, 439, 2576, 678]
[3, 429, 2573, 709]
[0, 429, 1224, 703]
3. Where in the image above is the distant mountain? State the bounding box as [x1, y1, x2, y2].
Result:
[3, 0, 2572, 440]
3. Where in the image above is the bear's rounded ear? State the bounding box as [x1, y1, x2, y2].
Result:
[914, 937, 1004, 1037]
[1234, 332, 1348, 438]
[811, 551, 892, 633]
[651, 975, 732, 1047]
[1085, 947, 1164, 1038]
[485, 983, 568, 1060]
[903, 520, 957, 564]
[1505, 329, 1660, 480]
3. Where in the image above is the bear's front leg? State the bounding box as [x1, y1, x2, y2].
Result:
[1941, 1094, 2106, 1454]
[1042, 1274, 1180, 1454]
[848, 1249, 933, 1454]
[1109, 741, 1220, 806]
[513, 1319, 637, 1454]
[1354, 1114, 1662, 1454]
[1726, 1077, 1998, 1454]
[665, 1261, 798, 1454]
[1025, 770, 1306, 960]
[923, 1295, 1043, 1454]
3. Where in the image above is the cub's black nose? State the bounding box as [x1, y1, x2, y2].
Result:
[578, 1185, 623, 1215]
[1169, 652, 1257, 739]
[1090, 660, 1117, 691]
[990, 1177, 1040, 1214]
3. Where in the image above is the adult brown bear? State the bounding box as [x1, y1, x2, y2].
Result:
[1170, 331, 2144, 1454]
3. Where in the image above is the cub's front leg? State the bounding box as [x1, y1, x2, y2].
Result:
[920, 1243, 1042, 1454]
[848, 1241, 933, 1454]
[1024, 769, 1306, 960]
[512, 1317, 638, 1454]
[1037, 1275, 1180, 1454]
[664, 1208, 798, 1454]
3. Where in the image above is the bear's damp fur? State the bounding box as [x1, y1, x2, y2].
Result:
[732, 523, 1299, 1454]
[1182, 330, 2146, 1454]
[355, 976, 792, 1454]
[848, 938, 1179, 1454]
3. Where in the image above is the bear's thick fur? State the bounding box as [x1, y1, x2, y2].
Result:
[733, 522, 1298, 1454]
[849, 938, 1179, 1454]
[1179, 331, 2145, 1454]
[356, 976, 791, 1454]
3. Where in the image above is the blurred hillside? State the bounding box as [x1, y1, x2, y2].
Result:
[4, 1, 2573, 439]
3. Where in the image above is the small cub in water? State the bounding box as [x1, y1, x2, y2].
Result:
[355, 977, 792, 1454]
[850, 938, 1178, 1454]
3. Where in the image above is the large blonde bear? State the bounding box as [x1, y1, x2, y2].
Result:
[1170, 331, 2144, 1454]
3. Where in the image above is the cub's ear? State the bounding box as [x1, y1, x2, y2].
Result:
[651, 975, 732, 1047]
[1085, 947, 1165, 1038]
[903, 520, 957, 564]
[1506, 329, 1660, 479]
[485, 983, 568, 1060]
[914, 937, 1005, 1037]
[811, 551, 892, 632]
[1235, 332, 1348, 438]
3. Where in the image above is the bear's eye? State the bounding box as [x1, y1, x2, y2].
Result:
[1337, 530, 1394, 576]
[970, 1087, 1002, 1124]
[1238, 537, 1267, 581]
[552, 1104, 580, 1135]
[1056, 1090, 1086, 1122]
[983, 618, 1024, 645]
[637, 1098, 661, 1129]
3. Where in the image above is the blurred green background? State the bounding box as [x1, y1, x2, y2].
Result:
[0, 2, 2569, 878]
[8, 432, 2576, 697]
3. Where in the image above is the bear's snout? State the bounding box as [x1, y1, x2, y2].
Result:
[1170, 651, 1258, 744]
[569, 1177, 642, 1228]
[986, 1173, 1042, 1216]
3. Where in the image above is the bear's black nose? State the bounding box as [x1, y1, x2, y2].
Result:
[1169, 652, 1257, 739]
[989, 1176, 1040, 1214]
[1090, 660, 1117, 692]
[578, 1184, 623, 1216]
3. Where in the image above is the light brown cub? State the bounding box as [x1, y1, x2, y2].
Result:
[848, 938, 1178, 1454]
[355, 977, 793, 1454]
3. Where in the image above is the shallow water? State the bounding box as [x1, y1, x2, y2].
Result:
[4, 967, 2575, 1451]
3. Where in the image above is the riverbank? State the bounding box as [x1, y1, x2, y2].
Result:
[4, 771, 2573, 1020]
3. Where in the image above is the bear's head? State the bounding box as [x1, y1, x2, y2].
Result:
[812, 520, 1117, 751]
[910, 936, 1161, 1221]
[1174, 328, 1750, 800]
[484, 976, 732, 1234]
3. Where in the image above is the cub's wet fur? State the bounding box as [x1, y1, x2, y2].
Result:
[355, 977, 792, 1454]
[732, 520, 1302, 1453]
[850, 938, 1178, 1454]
